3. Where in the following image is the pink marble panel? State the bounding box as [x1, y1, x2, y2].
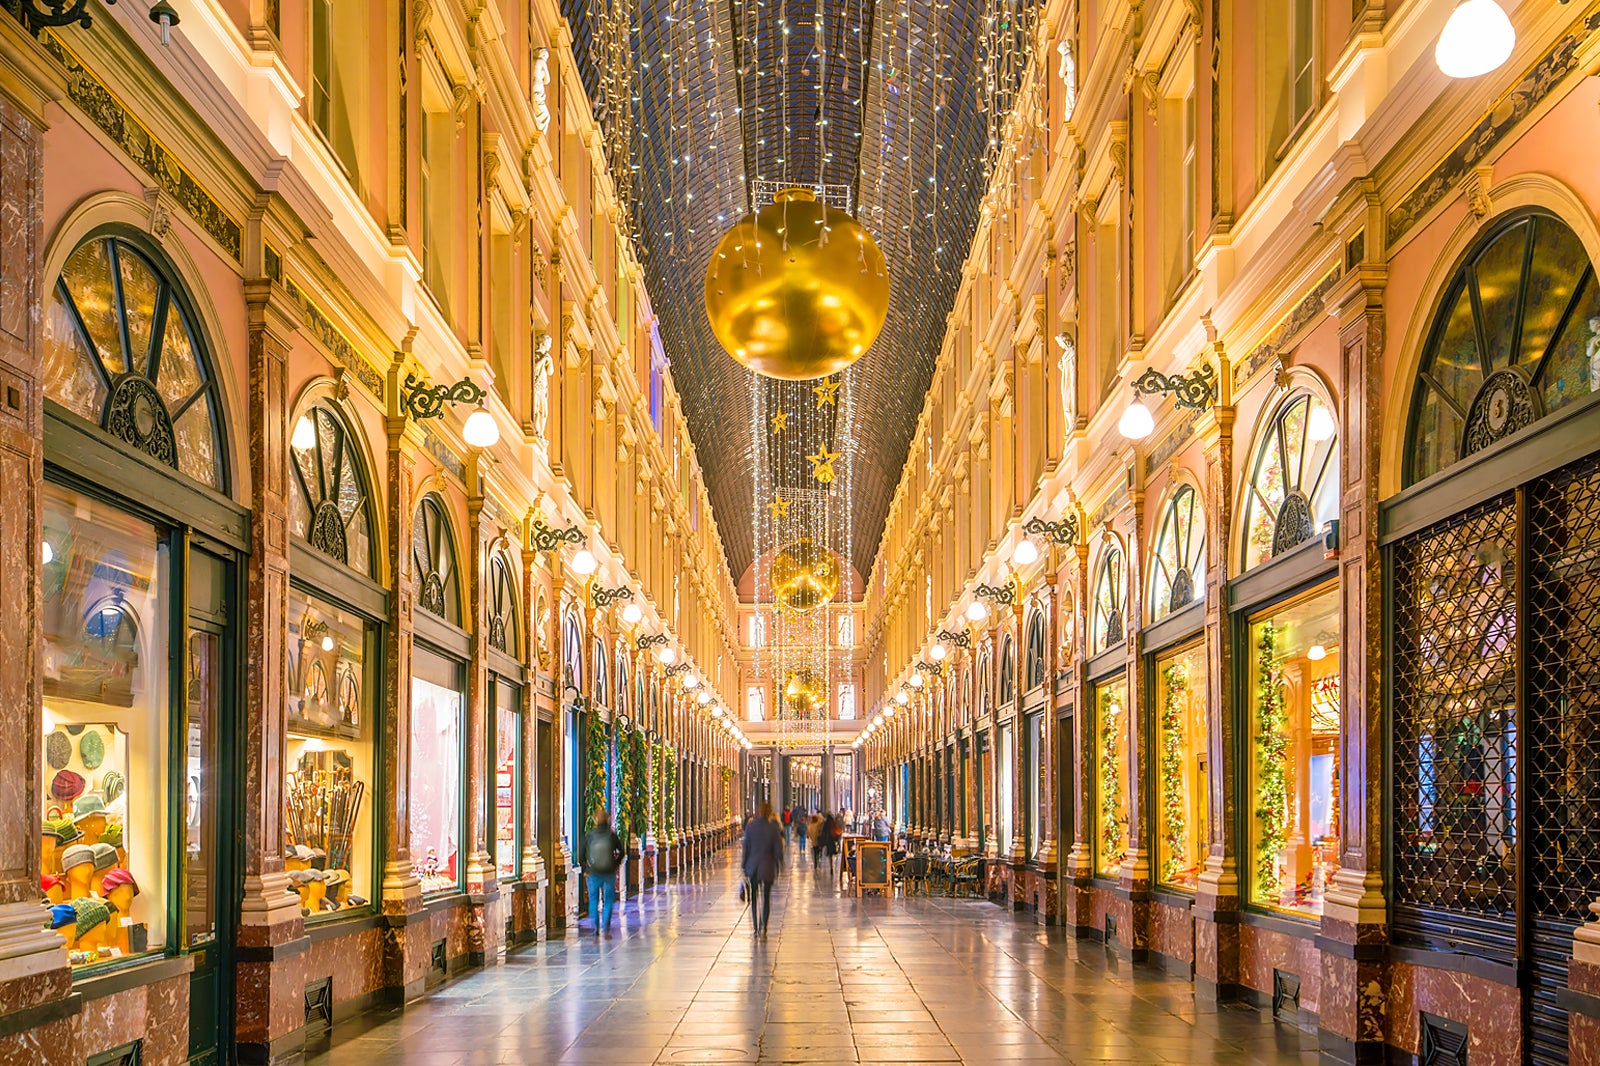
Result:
[0, 1016, 75, 1066]
[1239, 922, 1322, 1014]
[1384, 961, 1521, 1066]
[1152, 899, 1194, 965]
[303, 925, 386, 1006]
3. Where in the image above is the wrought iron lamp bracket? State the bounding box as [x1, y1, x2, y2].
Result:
[1131, 362, 1217, 411]
[1022, 514, 1080, 547]
[529, 518, 586, 554]
[636, 633, 669, 652]
[936, 628, 972, 649]
[975, 581, 1018, 607]
[592, 585, 634, 609]
[401, 372, 486, 421]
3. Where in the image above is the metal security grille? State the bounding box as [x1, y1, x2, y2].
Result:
[1391, 492, 1519, 960]
[1526, 450, 1600, 1066]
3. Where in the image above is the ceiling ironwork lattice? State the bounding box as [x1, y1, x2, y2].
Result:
[564, 0, 1024, 580]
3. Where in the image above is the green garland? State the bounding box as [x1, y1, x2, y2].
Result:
[1098, 688, 1124, 872]
[622, 730, 649, 842]
[720, 764, 733, 823]
[583, 710, 608, 826]
[663, 744, 679, 843]
[1253, 622, 1290, 900]
[1159, 662, 1189, 884]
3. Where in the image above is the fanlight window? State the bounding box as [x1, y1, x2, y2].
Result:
[562, 613, 583, 690]
[1024, 611, 1048, 690]
[617, 652, 630, 716]
[43, 235, 227, 488]
[1151, 484, 1206, 620]
[999, 638, 1016, 706]
[1092, 545, 1126, 653]
[1241, 391, 1339, 570]
[290, 407, 374, 574]
[977, 652, 993, 716]
[487, 555, 519, 655]
[1408, 211, 1600, 485]
[592, 640, 609, 707]
[411, 495, 460, 624]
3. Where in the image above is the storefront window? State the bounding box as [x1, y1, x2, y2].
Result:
[1241, 392, 1339, 571]
[411, 649, 464, 895]
[1151, 484, 1206, 620]
[997, 723, 1014, 854]
[41, 483, 171, 968]
[1154, 641, 1208, 890]
[1247, 584, 1341, 917]
[1091, 545, 1126, 653]
[494, 680, 520, 881]
[286, 589, 376, 918]
[1094, 674, 1130, 878]
[1026, 712, 1043, 857]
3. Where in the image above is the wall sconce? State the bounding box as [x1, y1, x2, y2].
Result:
[592, 585, 633, 609]
[937, 628, 972, 649]
[1023, 513, 1080, 547]
[636, 633, 669, 654]
[622, 602, 644, 625]
[401, 372, 499, 447]
[1119, 363, 1217, 440]
[975, 579, 1018, 608]
[529, 517, 587, 554]
[664, 662, 690, 679]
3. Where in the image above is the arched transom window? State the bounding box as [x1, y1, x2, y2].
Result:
[1151, 484, 1206, 620]
[44, 235, 227, 488]
[1408, 211, 1600, 485]
[290, 406, 374, 574]
[487, 554, 520, 655]
[1241, 391, 1339, 571]
[412, 495, 460, 624]
[1091, 544, 1126, 653]
[999, 638, 1016, 706]
[562, 612, 582, 690]
[592, 639, 609, 706]
[1024, 611, 1048, 691]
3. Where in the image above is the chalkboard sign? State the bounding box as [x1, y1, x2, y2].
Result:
[857, 841, 891, 896]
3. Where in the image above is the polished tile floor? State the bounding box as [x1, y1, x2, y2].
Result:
[305, 848, 1323, 1065]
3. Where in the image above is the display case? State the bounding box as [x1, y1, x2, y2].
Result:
[1154, 641, 1208, 890]
[40, 484, 170, 969]
[494, 679, 520, 882]
[411, 648, 464, 895]
[285, 589, 375, 919]
[1247, 584, 1342, 916]
[1094, 674, 1130, 878]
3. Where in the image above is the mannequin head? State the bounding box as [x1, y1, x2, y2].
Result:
[60, 845, 95, 898]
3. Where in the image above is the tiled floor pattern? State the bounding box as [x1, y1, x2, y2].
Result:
[306, 850, 1323, 1065]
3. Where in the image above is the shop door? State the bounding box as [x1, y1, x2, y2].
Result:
[185, 547, 235, 1064]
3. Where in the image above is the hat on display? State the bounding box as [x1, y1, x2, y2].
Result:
[347, 895, 368, 907]
[41, 874, 64, 896]
[50, 770, 85, 803]
[60, 845, 95, 872]
[324, 869, 350, 887]
[72, 796, 105, 821]
[100, 770, 124, 805]
[99, 823, 123, 849]
[100, 869, 139, 896]
[78, 730, 105, 770]
[288, 845, 315, 862]
[90, 844, 118, 871]
[310, 847, 327, 870]
[288, 869, 327, 886]
[42, 818, 80, 845]
[46, 730, 71, 770]
[47, 903, 76, 930]
[71, 897, 111, 938]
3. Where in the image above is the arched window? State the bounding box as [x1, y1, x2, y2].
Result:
[412, 495, 461, 624]
[289, 406, 374, 574]
[592, 639, 609, 706]
[999, 637, 1016, 706]
[1240, 391, 1338, 570]
[1407, 210, 1600, 485]
[44, 234, 228, 488]
[1091, 544, 1126, 653]
[1151, 484, 1206, 620]
[487, 554, 520, 656]
[1024, 611, 1048, 690]
[561, 611, 583, 691]
[616, 649, 630, 716]
[977, 650, 993, 716]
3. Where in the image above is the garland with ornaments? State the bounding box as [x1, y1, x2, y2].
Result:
[662, 744, 679, 844]
[622, 729, 650, 843]
[1253, 622, 1290, 901]
[1098, 687, 1125, 873]
[1158, 661, 1189, 885]
[584, 710, 609, 825]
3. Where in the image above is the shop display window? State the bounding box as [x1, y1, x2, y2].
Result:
[40, 483, 171, 969]
[1094, 674, 1130, 878]
[286, 589, 375, 918]
[1154, 641, 1209, 890]
[1247, 584, 1342, 917]
[495, 681, 521, 881]
[997, 722, 1014, 855]
[411, 649, 464, 895]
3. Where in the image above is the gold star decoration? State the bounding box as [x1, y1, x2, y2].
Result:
[768, 495, 790, 519]
[812, 377, 840, 407]
[807, 446, 841, 484]
[770, 411, 788, 434]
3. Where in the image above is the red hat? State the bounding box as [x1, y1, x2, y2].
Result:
[50, 770, 85, 803]
[40, 874, 63, 895]
[100, 868, 139, 896]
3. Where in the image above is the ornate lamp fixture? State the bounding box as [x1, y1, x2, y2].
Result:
[6, 0, 179, 42]
[528, 517, 585, 553]
[1023, 514, 1080, 547]
[1119, 363, 1217, 440]
[401, 373, 499, 447]
[936, 628, 971, 649]
[974, 580, 1018, 608]
[1435, 0, 1514, 78]
[591, 585, 634, 609]
[915, 661, 942, 676]
[636, 633, 669, 653]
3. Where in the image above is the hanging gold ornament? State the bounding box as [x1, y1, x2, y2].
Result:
[782, 669, 826, 717]
[806, 446, 840, 484]
[812, 377, 840, 406]
[770, 538, 842, 615]
[770, 411, 788, 433]
[703, 188, 890, 380]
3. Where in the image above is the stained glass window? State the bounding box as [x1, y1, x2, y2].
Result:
[1241, 391, 1339, 570]
[487, 555, 519, 656]
[1024, 611, 1047, 690]
[562, 612, 583, 690]
[592, 638, 609, 707]
[411, 495, 460, 624]
[44, 236, 226, 489]
[1151, 484, 1206, 620]
[290, 407, 373, 574]
[999, 638, 1016, 706]
[1408, 211, 1600, 485]
[1091, 544, 1126, 653]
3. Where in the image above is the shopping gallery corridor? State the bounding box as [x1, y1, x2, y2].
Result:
[307, 850, 1320, 1066]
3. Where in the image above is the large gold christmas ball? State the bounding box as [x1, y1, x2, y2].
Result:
[703, 188, 890, 380]
[783, 670, 826, 717]
[770, 538, 842, 615]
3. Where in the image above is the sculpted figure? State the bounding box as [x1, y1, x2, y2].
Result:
[532, 331, 554, 442]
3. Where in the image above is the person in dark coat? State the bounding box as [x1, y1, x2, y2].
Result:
[580, 807, 624, 937]
[741, 802, 784, 937]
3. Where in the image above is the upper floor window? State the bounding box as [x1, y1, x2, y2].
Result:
[412, 495, 461, 624]
[1407, 211, 1600, 486]
[1264, 0, 1317, 167]
[1151, 484, 1206, 620]
[1091, 543, 1126, 653]
[308, 0, 363, 183]
[562, 612, 583, 691]
[289, 406, 374, 575]
[1241, 390, 1338, 571]
[592, 639, 609, 706]
[44, 235, 228, 490]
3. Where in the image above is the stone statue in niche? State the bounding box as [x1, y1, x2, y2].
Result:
[1057, 41, 1077, 120]
[531, 330, 554, 443]
[1055, 331, 1077, 430]
[532, 48, 551, 134]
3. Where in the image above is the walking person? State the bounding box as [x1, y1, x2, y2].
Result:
[807, 812, 825, 872]
[581, 807, 624, 938]
[742, 802, 784, 938]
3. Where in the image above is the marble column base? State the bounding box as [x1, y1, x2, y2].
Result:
[510, 880, 546, 943]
